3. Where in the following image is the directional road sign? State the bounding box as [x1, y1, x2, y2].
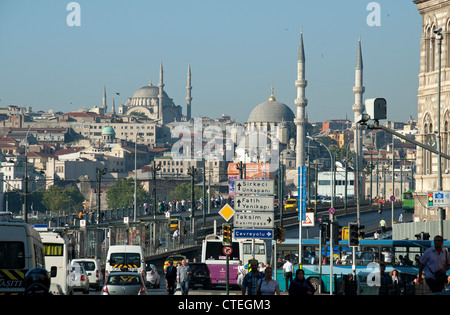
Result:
[234, 179, 275, 195]
[233, 212, 274, 228]
[234, 229, 274, 239]
[235, 196, 274, 212]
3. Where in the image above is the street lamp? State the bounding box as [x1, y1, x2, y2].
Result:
[435, 27, 444, 236]
[306, 135, 335, 295]
[23, 116, 57, 223]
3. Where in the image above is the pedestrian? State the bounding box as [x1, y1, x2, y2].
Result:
[398, 213, 403, 223]
[282, 258, 293, 292]
[288, 269, 315, 295]
[255, 266, 280, 295]
[241, 259, 264, 295]
[390, 269, 402, 295]
[164, 260, 177, 295]
[379, 218, 387, 234]
[378, 263, 393, 295]
[177, 259, 191, 295]
[237, 260, 246, 288]
[418, 235, 450, 293]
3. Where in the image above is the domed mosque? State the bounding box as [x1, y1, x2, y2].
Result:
[246, 85, 296, 147]
[118, 62, 192, 124]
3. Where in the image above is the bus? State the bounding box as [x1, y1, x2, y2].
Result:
[0, 222, 46, 295]
[274, 238, 449, 294]
[402, 190, 415, 212]
[201, 234, 267, 286]
[39, 231, 74, 295]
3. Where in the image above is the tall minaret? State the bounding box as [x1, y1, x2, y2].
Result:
[158, 61, 164, 123]
[111, 96, 116, 116]
[102, 86, 107, 113]
[294, 29, 308, 170]
[186, 63, 192, 121]
[352, 36, 365, 174]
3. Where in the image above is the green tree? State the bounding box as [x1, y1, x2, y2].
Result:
[42, 185, 84, 215]
[106, 178, 148, 209]
[169, 182, 203, 201]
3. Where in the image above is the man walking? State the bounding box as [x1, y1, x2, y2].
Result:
[177, 259, 191, 295]
[242, 259, 264, 295]
[164, 260, 178, 295]
[419, 235, 450, 293]
[283, 258, 294, 292]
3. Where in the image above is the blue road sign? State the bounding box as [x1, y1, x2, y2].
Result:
[234, 229, 273, 239]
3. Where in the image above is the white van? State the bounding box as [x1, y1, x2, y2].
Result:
[105, 245, 146, 281]
[0, 222, 46, 294]
[39, 231, 73, 295]
[71, 258, 102, 291]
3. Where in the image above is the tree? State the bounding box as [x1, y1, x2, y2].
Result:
[42, 185, 84, 215]
[170, 182, 203, 202]
[106, 178, 148, 209]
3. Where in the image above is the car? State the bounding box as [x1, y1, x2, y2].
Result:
[284, 199, 298, 212]
[71, 258, 103, 291]
[145, 263, 160, 288]
[188, 262, 211, 290]
[102, 272, 148, 295]
[163, 254, 186, 271]
[69, 264, 90, 294]
[170, 214, 186, 232]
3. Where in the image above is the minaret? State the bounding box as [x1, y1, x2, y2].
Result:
[294, 29, 308, 170]
[158, 61, 164, 123]
[111, 96, 116, 116]
[102, 86, 107, 113]
[186, 63, 192, 121]
[352, 36, 365, 175]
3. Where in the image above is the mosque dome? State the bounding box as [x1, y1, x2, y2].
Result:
[247, 87, 295, 123]
[131, 82, 168, 99]
[101, 126, 115, 136]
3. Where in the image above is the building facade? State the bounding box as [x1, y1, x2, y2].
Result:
[414, 0, 450, 222]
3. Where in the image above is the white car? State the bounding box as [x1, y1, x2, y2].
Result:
[71, 258, 103, 291]
[69, 264, 90, 294]
[145, 264, 160, 288]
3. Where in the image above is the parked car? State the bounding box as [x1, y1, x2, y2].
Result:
[145, 263, 160, 288]
[71, 258, 103, 291]
[69, 264, 90, 294]
[188, 262, 211, 290]
[102, 272, 148, 295]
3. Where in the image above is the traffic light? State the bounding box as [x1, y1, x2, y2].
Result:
[359, 225, 365, 240]
[428, 192, 433, 207]
[278, 227, 286, 244]
[222, 224, 232, 245]
[274, 226, 281, 240]
[348, 222, 359, 246]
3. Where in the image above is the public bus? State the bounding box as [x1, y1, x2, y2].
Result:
[274, 238, 450, 294]
[39, 231, 74, 295]
[402, 190, 415, 212]
[201, 234, 267, 286]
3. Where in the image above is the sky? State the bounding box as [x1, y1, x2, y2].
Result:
[0, 0, 421, 124]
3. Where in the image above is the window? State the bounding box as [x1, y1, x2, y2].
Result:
[0, 242, 25, 269]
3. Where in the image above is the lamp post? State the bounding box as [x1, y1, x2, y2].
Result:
[307, 135, 334, 295]
[23, 117, 56, 223]
[435, 28, 444, 237]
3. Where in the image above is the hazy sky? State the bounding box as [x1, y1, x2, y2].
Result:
[0, 0, 421, 124]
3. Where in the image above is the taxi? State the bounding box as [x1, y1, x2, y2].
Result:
[163, 254, 187, 271]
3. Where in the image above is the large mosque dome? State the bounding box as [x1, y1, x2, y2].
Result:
[247, 90, 295, 123]
[128, 82, 169, 106]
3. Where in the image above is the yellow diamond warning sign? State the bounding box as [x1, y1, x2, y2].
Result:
[219, 204, 235, 222]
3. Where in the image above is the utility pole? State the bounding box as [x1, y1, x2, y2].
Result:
[152, 160, 161, 219]
[96, 167, 107, 224]
[188, 166, 197, 232]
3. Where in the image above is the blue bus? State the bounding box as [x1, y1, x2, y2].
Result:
[274, 238, 449, 294]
